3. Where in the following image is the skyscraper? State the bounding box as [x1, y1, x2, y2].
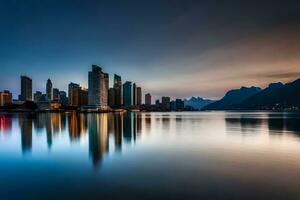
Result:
[68, 82, 80, 107]
[0, 90, 12, 106]
[113, 74, 122, 107]
[20, 76, 32, 101]
[108, 88, 115, 107]
[88, 65, 109, 109]
[145, 93, 151, 105]
[137, 87, 142, 105]
[123, 81, 132, 107]
[46, 79, 53, 101]
[53, 88, 60, 101]
[59, 91, 68, 107]
[132, 83, 137, 105]
[161, 96, 171, 111]
[34, 91, 42, 102]
[175, 99, 184, 111]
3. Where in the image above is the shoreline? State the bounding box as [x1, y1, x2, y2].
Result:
[0, 109, 299, 113]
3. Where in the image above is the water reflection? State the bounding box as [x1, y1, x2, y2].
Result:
[68, 113, 87, 141]
[3, 112, 143, 166]
[19, 114, 33, 153]
[4, 111, 300, 166]
[0, 114, 12, 134]
[225, 112, 300, 137]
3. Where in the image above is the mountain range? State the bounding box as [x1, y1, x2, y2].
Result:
[202, 77, 300, 110]
[184, 97, 215, 110]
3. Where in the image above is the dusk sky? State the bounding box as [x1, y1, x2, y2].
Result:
[1, 0, 300, 100]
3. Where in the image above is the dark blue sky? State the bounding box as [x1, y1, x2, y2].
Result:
[1, 0, 300, 100]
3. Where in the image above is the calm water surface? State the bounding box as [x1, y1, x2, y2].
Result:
[1, 111, 300, 199]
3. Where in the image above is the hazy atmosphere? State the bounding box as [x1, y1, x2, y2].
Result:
[1, 0, 300, 99]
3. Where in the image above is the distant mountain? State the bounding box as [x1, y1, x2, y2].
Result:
[184, 97, 215, 110]
[239, 78, 300, 109]
[202, 86, 262, 110]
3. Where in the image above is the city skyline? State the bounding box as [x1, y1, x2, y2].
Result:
[1, 1, 300, 100]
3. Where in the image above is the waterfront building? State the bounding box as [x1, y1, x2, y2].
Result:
[20, 76, 32, 101]
[113, 74, 122, 107]
[137, 87, 142, 105]
[69, 82, 80, 106]
[0, 90, 12, 106]
[161, 96, 171, 111]
[123, 81, 133, 107]
[46, 79, 53, 101]
[133, 83, 137, 105]
[108, 88, 115, 107]
[175, 99, 184, 111]
[88, 65, 109, 109]
[68, 82, 88, 107]
[155, 99, 160, 106]
[145, 93, 151, 105]
[80, 88, 88, 106]
[59, 91, 68, 107]
[34, 91, 42, 102]
[170, 100, 176, 111]
[53, 88, 60, 101]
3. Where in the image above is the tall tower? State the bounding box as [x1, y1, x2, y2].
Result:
[123, 81, 132, 107]
[113, 74, 122, 107]
[145, 93, 151, 105]
[88, 65, 109, 109]
[132, 83, 137, 105]
[137, 87, 142, 105]
[20, 76, 32, 101]
[46, 79, 53, 101]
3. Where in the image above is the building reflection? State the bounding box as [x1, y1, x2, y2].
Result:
[108, 113, 123, 151]
[162, 114, 170, 129]
[87, 112, 145, 167]
[32, 113, 66, 148]
[18, 114, 33, 153]
[0, 114, 12, 134]
[13, 112, 148, 166]
[88, 114, 109, 166]
[136, 113, 142, 136]
[68, 113, 87, 141]
[123, 112, 134, 143]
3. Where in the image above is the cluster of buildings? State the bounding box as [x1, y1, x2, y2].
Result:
[0, 64, 194, 112]
[0, 65, 147, 111]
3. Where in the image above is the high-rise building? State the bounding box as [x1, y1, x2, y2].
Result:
[0, 90, 12, 106]
[34, 91, 42, 102]
[123, 81, 132, 107]
[108, 88, 115, 107]
[53, 88, 60, 101]
[46, 79, 53, 101]
[68, 82, 88, 107]
[80, 88, 88, 106]
[170, 100, 176, 111]
[155, 99, 160, 106]
[145, 93, 151, 105]
[175, 99, 184, 111]
[88, 65, 109, 109]
[113, 74, 122, 107]
[68, 82, 80, 107]
[20, 76, 32, 101]
[59, 91, 68, 107]
[137, 87, 142, 105]
[161, 96, 171, 111]
[132, 83, 137, 105]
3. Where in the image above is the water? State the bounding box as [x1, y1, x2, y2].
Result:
[1, 111, 300, 199]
